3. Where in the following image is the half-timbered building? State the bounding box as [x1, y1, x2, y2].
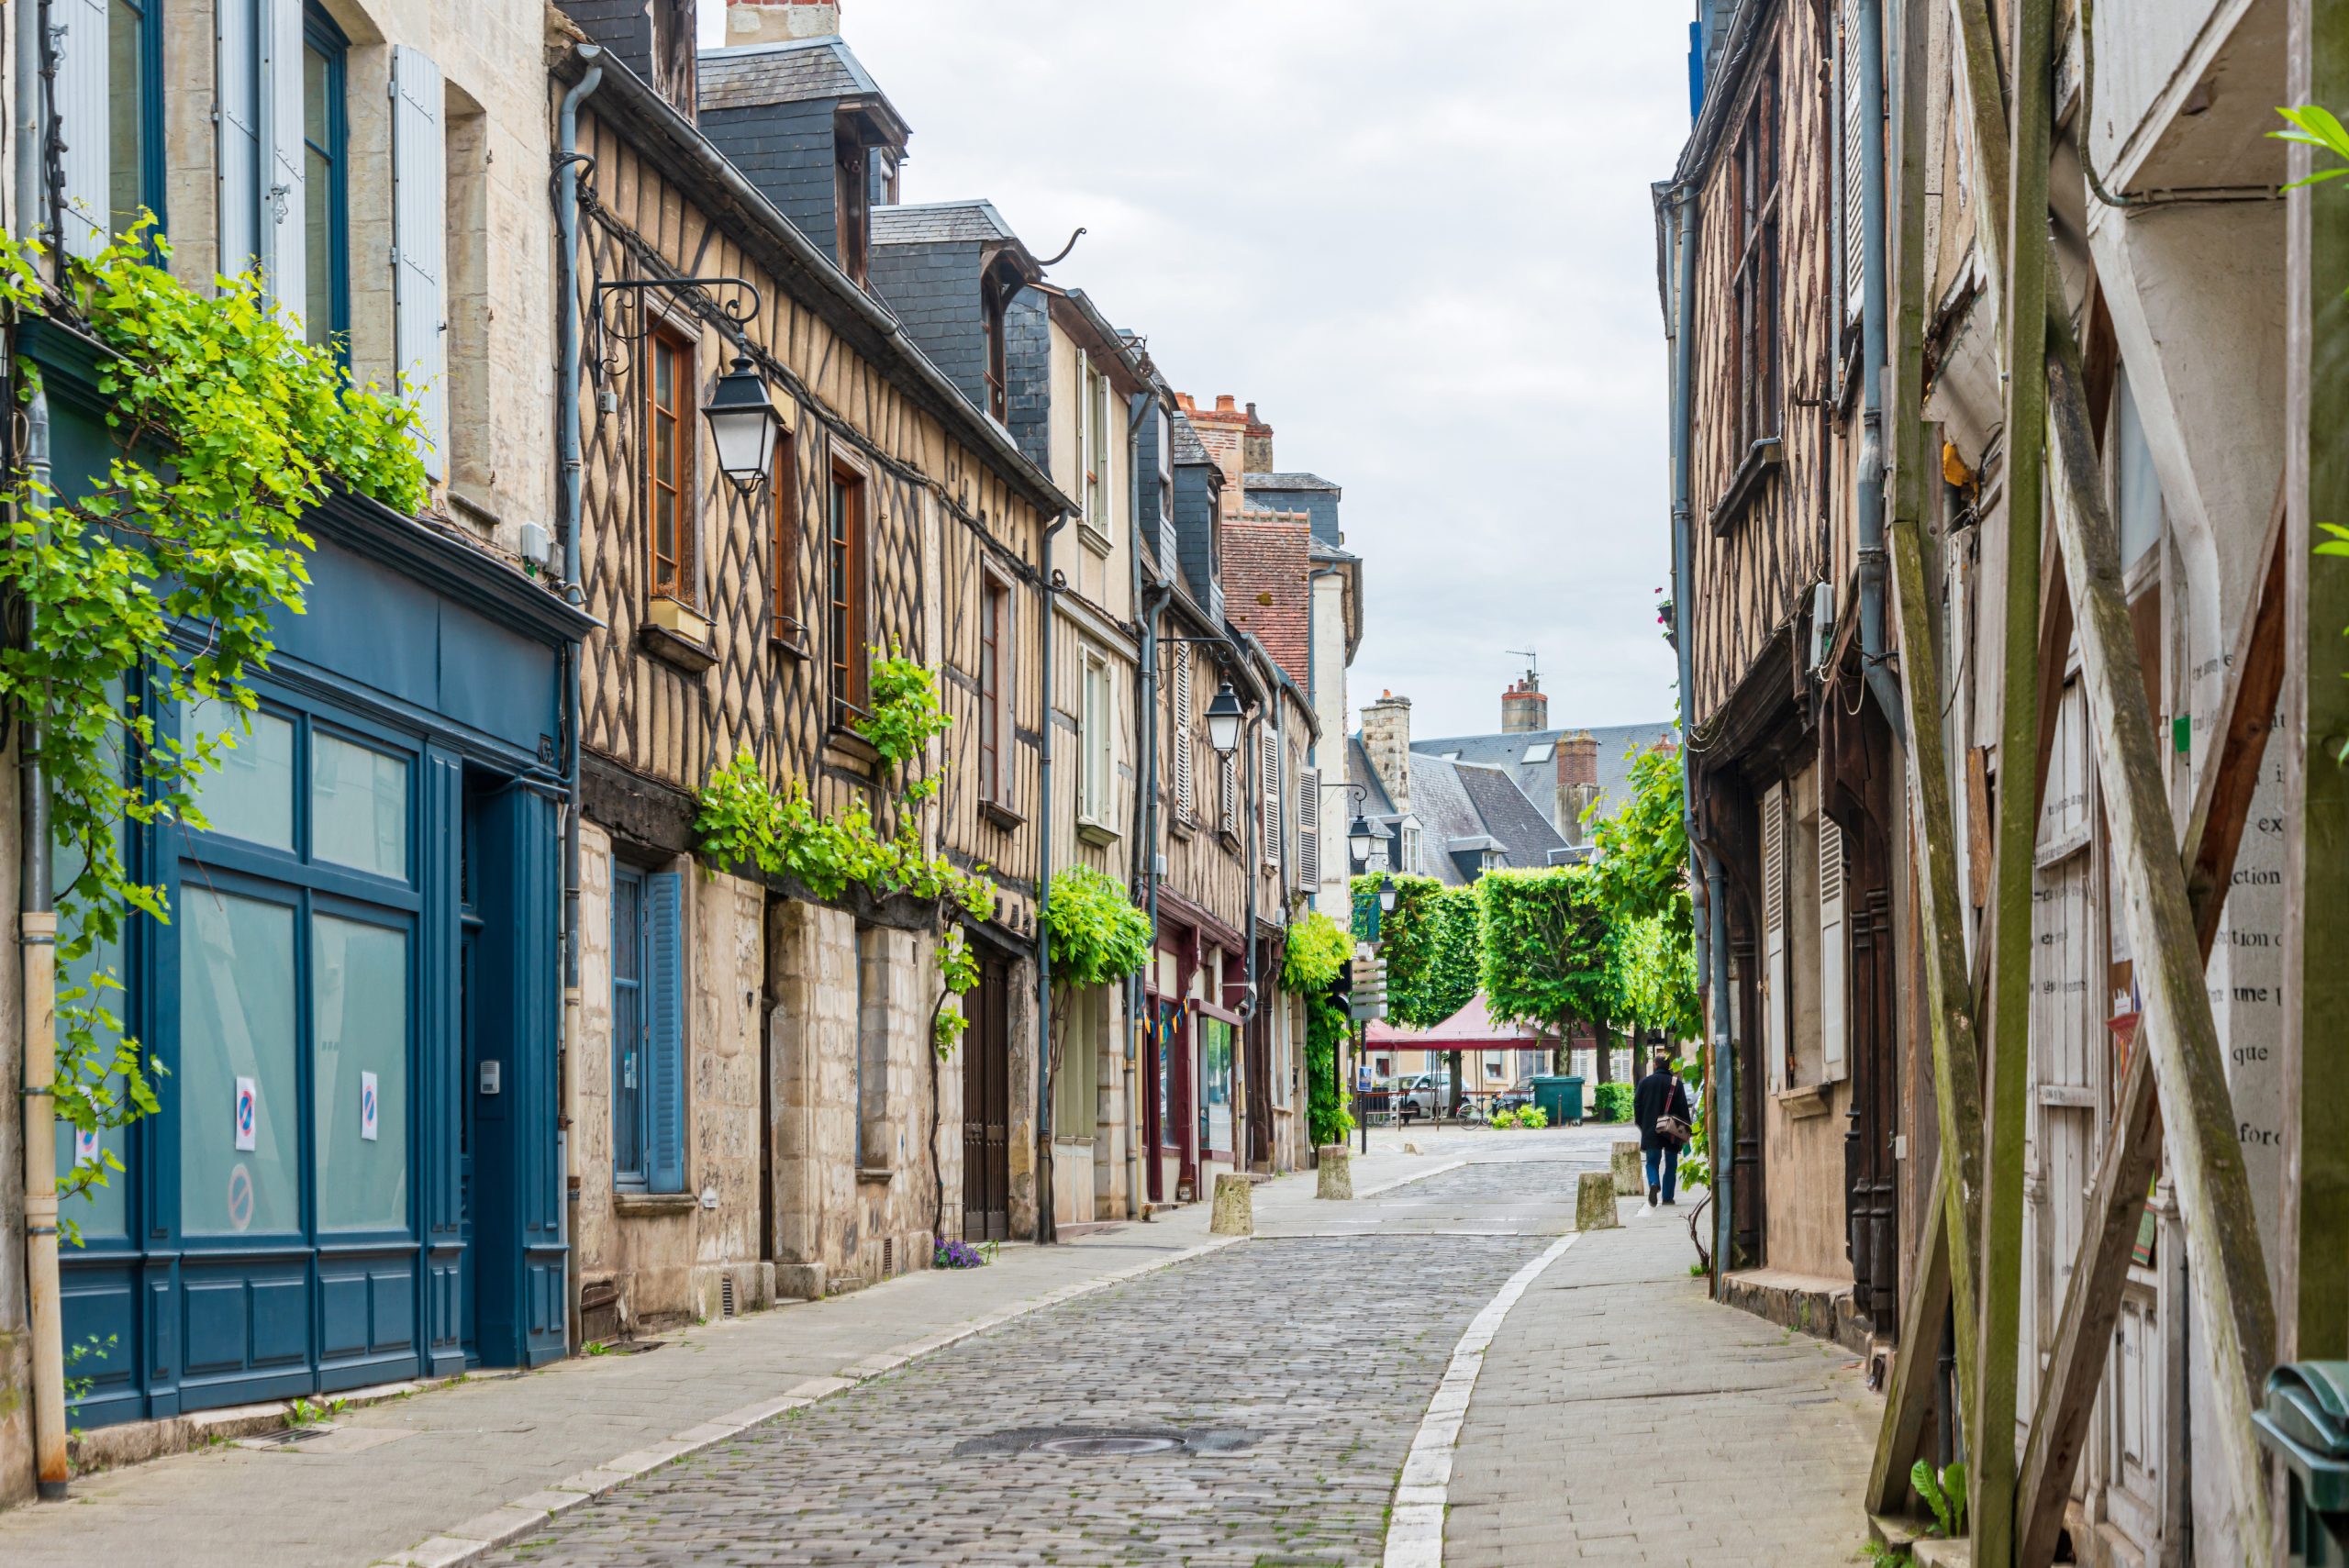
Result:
[551, 0, 1069, 1333]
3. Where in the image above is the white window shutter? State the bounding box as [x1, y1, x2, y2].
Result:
[392, 46, 448, 478]
[1762, 782, 1787, 1093]
[259, 0, 305, 321]
[1820, 814, 1848, 1083]
[1260, 729, 1278, 867]
[55, 0, 110, 258]
[1298, 767, 1319, 889]
[1173, 643, 1195, 818]
[1841, 0, 1866, 328]
[217, 0, 262, 277]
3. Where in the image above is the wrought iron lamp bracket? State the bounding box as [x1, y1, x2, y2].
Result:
[590, 275, 763, 384]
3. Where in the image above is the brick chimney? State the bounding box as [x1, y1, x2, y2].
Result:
[727, 0, 840, 45]
[1500, 673, 1548, 734]
[1556, 730, 1599, 843]
[1242, 401, 1274, 474]
[1359, 692, 1413, 817]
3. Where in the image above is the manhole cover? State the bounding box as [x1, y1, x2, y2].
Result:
[953, 1425, 1260, 1459]
[1037, 1434, 1181, 1456]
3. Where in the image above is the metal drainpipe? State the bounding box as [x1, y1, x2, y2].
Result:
[1136, 580, 1166, 1213]
[553, 51, 601, 1348]
[1854, 0, 1904, 739]
[17, 0, 67, 1494]
[1036, 511, 1069, 1244]
[1121, 393, 1150, 1219]
[1667, 181, 1735, 1289]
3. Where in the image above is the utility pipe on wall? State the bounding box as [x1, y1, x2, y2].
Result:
[17, 0, 67, 1494]
[552, 50, 602, 1348]
[1035, 510, 1069, 1245]
[1121, 391, 1152, 1221]
[1854, 0, 1905, 739]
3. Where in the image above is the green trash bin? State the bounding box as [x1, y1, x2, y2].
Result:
[2254, 1362, 2349, 1566]
[1531, 1075, 1585, 1126]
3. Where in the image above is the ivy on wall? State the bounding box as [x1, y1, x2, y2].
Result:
[1280, 909, 1356, 1148]
[0, 220, 427, 1240]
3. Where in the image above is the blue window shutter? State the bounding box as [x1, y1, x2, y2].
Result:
[390, 45, 446, 478]
[217, 0, 262, 275]
[55, 0, 108, 257]
[645, 872, 686, 1195]
[259, 0, 304, 318]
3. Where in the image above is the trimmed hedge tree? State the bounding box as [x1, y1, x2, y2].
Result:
[1475, 866, 1626, 1080]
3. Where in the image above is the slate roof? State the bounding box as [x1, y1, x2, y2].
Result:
[1345, 742, 1568, 887]
[697, 37, 889, 112]
[1412, 720, 1679, 839]
[870, 200, 1019, 246]
[1243, 472, 1341, 495]
[1170, 412, 1216, 467]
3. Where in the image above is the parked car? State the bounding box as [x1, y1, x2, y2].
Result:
[1396, 1073, 1455, 1123]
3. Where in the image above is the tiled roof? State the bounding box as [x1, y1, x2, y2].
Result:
[1243, 472, 1341, 494]
[871, 200, 1017, 246]
[1453, 762, 1570, 867]
[1413, 720, 1679, 838]
[1170, 412, 1216, 467]
[697, 37, 885, 111]
[1345, 743, 1567, 886]
[1221, 516, 1310, 686]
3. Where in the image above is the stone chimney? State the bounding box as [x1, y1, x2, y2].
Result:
[1500, 673, 1548, 733]
[1556, 730, 1599, 842]
[727, 0, 841, 45]
[1242, 401, 1275, 474]
[1359, 691, 1413, 817]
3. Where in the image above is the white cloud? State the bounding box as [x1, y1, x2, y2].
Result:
[716, 0, 1689, 738]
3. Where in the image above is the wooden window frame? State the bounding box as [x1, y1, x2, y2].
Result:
[978, 564, 1013, 807]
[1078, 648, 1112, 831]
[833, 121, 870, 286]
[645, 322, 697, 608]
[770, 426, 802, 647]
[300, 4, 351, 358]
[981, 270, 1009, 423]
[826, 457, 870, 725]
[1730, 60, 1782, 459]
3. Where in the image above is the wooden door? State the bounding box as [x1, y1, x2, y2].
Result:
[962, 956, 1011, 1241]
[1245, 995, 1273, 1169]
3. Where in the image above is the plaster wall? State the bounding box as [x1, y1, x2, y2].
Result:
[1310, 573, 1351, 921]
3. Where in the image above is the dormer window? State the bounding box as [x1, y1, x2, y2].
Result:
[981, 271, 1010, 423]
[833, 123, 869, 284]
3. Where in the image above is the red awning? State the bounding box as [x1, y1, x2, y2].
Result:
[1365, 993, 1557, 1051]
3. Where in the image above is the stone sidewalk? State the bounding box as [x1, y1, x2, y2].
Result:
[0, 1145, 1439, 1568]
[1445, 1200, 1878, 1566]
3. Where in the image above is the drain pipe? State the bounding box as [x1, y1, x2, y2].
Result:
[554, 50, 602, 1344]
[1036, 510, 1070, 1244]
[1121, 392, 1152, 1220]
[1853, 0, 1904, 739]
[1665, 179, 1735, 1288]
[1136, 574, 1168, 1213]
[17, 0, 68, 1496]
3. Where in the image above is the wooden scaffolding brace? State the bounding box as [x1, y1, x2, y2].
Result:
[1864, 1, 2280, 1562]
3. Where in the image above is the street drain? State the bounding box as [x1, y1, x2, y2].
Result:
[953, 1425, 1260, 1459]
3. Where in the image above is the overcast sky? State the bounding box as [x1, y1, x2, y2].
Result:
[714, 2, 1691, 740]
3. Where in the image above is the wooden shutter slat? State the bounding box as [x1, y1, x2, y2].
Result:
[392, 45, 448, 478]
[1820, 813, 1847, 1083]
[645, 871, 687, 1195]
[56, 0, 109, 258]
[217, 0, 262, 276]
[261, 0, 306, 320]
[1762, 782, 1788, 1092]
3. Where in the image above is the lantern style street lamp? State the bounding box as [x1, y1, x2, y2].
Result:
[1205, 681, 1244, 757]
[703, 354, 784, 497]
[1348, 813, 1379, 866]
[1378, 874, 1398, 914]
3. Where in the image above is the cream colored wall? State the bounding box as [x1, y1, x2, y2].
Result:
[1760, 1086, 1850, 1280]
[159, 0, 556, 561]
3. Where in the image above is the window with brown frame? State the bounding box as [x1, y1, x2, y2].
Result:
[978, 573, 1009, 805]
[981, 272, 1008, 423]
[1731, 61, 1781, 455]
[834, 127, 869, 285]
[645, 324, 696, 606]
[826, 462, 869, 721]
[770, 429, 800, 643]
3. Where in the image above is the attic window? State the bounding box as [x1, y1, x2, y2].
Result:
[981, 270, 1010, 423]
[1522, 742, 1553, 764]
[834, 128, 870, 285]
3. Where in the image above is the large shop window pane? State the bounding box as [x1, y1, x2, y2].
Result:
[1201, 1018, 1233, 1155]
[185, 698, 295, 851]
[312, 915, 409, 1231]
[312, 733, 409, 879]
[180, 890, 299, 1237]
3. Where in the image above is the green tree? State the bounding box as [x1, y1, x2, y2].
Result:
[1352, 874, 1477, 1027]
[1475, 866, 1624, 1080]
[1586, 740, 1697, 1076]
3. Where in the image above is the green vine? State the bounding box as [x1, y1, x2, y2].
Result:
[0, 219, 425, 1242]
[692, 652, 996, 1052]
[1282, 910, 1356, 1148]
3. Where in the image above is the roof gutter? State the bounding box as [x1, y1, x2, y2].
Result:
[551, 46, 1077, 522]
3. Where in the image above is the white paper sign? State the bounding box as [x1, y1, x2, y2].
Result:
[234, 1076, 259, 1152]
[361, 1071, 380, 1142]
[73, 1126, 100, 1166]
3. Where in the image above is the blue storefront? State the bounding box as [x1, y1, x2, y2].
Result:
[29, 323, 591, 1426]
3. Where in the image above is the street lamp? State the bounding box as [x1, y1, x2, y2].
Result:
[1205, 681, 1244, 757]
[1378, 874, 1397, 914]
[703, 353, 784, 497]
[1348, 812, 1379, 866]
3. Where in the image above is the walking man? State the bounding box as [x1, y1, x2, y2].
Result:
[1632, 1050, 1693, 1206]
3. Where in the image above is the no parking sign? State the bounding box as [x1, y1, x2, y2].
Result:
[233, 1076, 258, 1152]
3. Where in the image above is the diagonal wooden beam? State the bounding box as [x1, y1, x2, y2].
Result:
[2013, 486, 2288, 1568]
[1868, 1153, 1956, 1518]
[2042, 310, 2277, 1558]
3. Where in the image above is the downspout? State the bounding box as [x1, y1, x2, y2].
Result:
[1137, 579, 1167, 1211]
[1036, 510, 1069, 1244]
[1121, 392, 1151, 1219]
[554, 50, 601, 1349]
[17, 0, 66, 1494]
[1854, 0, 1905, 739]
[1667, 182, 1733, 1288]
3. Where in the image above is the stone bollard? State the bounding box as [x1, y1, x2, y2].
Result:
[1315, 1145, 1353, 1200]
[1613, 1140, 1644, 1195]
[1209, 1173, 1255, 1236]
[1575, 1169, 1621, 1231]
